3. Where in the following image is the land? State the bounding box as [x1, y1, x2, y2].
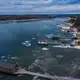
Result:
[0, 14, 80, 24]
[68, 16, 80, 27]
[68, 16, 80, 32]
[0, 15, 55, 23]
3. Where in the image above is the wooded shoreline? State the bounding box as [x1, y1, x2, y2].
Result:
[0, 15, 55, 21]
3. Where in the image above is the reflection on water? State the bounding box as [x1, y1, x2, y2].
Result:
[0, 18, 80, 80]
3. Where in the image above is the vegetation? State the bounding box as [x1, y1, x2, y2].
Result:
[68, 16, 80, 27]
[0, 15, 55, 21]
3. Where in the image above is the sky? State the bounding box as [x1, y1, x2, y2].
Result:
[0, 0, 80, 14]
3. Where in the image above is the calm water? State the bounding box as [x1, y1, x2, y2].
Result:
[0, 18, 80, 80]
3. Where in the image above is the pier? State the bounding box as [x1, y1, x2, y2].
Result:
[15, 69, 79, 80]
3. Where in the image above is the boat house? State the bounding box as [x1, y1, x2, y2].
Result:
[0, 62, 19, 74]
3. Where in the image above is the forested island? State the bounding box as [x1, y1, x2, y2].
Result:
[0, 15, 55, 23]
[0, 14, 80, 24]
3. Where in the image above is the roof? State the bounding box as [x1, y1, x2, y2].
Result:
[0, 62, 16, 70]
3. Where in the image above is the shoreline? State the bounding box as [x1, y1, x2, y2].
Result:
[0, 15, 55, 23]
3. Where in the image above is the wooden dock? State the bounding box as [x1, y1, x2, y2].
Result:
[15, 68, 80, 80]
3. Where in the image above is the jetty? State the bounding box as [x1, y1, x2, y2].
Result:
[38, 40, 61, 46]
[15, 68, 80, 80]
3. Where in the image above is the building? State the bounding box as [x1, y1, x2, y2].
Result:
[0, 62, 19, 74]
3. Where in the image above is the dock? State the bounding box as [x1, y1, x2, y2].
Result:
[38, 40, 61, 46]
[15, 68, 80, 80]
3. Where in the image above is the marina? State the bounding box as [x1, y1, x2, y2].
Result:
[0, 0, 80, 79]
[0, 17, 80, 80]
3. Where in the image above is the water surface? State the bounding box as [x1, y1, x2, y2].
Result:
[0, 18, 80, 80]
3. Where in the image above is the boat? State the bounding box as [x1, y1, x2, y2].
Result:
[38, 40, 48, 46]
[53, 40, 80, 49]
[46, 34, 53, 39]
[46, 34, 61, 40]
[53, 44, 71, 48]
[71, 37, 78, 40]
[38, 40, 62, 46]
[51, 36, 61, 40]
[57, 24, 70, 31]
[57, 24, 77, 34]
[59, 38, 71, 43]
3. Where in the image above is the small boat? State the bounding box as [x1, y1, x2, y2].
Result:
[37, 41, 48, 46]
[38, 40, 62, 46]
[53, 40, 80, 49]
[46, 34, 61, 40]
[51, 36, 61, 40]
[53, 44, 71, 48]
[42, 47, 49, 50]
[71, 37, 78, 40]
[46, 34, 53, 39]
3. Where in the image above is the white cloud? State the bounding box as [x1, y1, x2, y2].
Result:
[30, 4, 80, 13]
[0, 0, 80, 14]
[45, 4, 80, 11]
[0, 4, 80, 14]
[51, 0, 77, 5]
[26, 0, 52, 4]
[9, 0, 52, 5]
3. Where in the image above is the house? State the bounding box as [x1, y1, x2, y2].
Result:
[0, 62, 19, 74]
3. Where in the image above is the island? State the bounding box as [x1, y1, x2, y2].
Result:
[0, 15, 55, 23]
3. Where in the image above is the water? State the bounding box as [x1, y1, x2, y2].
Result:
[0, 17, 80, 80]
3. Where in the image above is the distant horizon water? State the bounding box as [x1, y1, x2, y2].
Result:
[0, 13, 80, 15]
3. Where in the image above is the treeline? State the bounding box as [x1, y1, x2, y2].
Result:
[0, 15, 55, 21]
[68, 16, 80, 27]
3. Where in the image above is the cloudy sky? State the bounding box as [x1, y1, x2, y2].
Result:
[0, 0, 80, 14]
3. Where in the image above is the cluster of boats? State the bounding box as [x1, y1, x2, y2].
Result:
[53, 23, 80, 49]
[21, 22, 80, 50]
[38, 23, 80, 49]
